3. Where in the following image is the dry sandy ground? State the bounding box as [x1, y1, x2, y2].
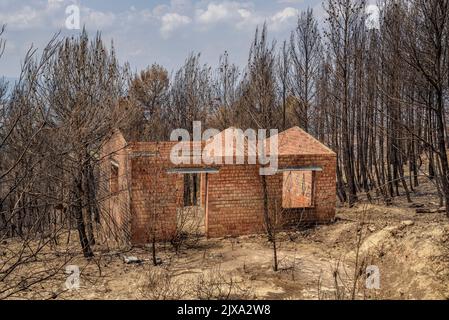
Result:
[2, 180, 449, 300]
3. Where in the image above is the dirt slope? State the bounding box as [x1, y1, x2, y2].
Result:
[3, 181, 449, 300]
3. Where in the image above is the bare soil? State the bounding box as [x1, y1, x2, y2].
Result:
[2, 179, 449, 300]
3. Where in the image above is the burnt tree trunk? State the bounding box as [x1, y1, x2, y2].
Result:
[75, 175, 94, 258]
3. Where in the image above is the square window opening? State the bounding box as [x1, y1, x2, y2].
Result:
[282, 171, 314, 208]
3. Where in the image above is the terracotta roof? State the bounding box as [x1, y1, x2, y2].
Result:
[205, 127, 257, 155]
[113, 126, 335, 157]
[206, 126, 335, 157]
[265, 126, 335, 156]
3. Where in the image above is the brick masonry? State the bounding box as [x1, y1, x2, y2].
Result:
[205, 154, 336, 238]
[99, 127, 337, 245]
[98, 129, 132, 244]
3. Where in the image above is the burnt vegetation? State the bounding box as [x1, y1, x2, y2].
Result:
[1, 0, 449, 299]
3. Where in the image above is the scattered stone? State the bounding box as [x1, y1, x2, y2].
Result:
[409, 203, 424, 208]
[123, 256, 142, 264]
[209, 253, 224, 260]
[401, 220, 414, 227]
[416, 207, 445, 214]
[416, 208, 435, 213]
[368, 225, 376, 233]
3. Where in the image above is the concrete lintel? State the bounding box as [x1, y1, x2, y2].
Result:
[277, 166, 323, 172]
[167, 168, 220, 174]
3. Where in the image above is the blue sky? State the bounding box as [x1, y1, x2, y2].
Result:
[0, 0, 327, 78]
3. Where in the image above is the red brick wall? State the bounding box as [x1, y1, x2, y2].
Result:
[128, 142, 184, 244]
[268, 154, 337, 227]
[100, 132, 336, 244]
[206, 154, 336, 238]
[207, 165, 265, 237]
[98, 130, 132, 245]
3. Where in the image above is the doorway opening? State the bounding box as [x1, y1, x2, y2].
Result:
[167, 168, 219, 237]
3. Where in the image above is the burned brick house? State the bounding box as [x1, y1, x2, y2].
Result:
[99, 127, 336, 245]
